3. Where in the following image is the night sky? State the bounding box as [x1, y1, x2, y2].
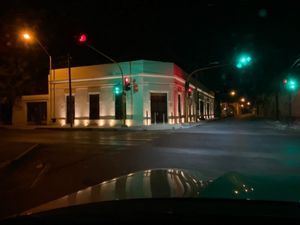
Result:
[1, 1, 300, 100]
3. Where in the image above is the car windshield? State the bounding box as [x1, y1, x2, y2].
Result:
[0, 0, 300, 220]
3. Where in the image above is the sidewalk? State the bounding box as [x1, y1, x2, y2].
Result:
[266, 120, 300, 131]
[0, 121, 206, 131]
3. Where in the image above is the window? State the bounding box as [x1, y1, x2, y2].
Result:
[178, 94, 181, 117]
[66, 95, 75, 124]
[115, 94, 125, 119]
[89, 94, 100, 119]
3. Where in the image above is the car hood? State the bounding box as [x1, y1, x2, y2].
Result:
[22, 168, 300, 215]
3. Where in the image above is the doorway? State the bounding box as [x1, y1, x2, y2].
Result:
[27, 102, 47, 125]
[151, 93, 167, 124]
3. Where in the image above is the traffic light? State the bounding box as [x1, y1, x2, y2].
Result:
[77, 33, 87, 45]
[114, 84, 121, 95]
[284, 78, 298, 91]
[236, 53, 252, 69]
[124, 77, 131, 91]
[188, 87, 192, 96]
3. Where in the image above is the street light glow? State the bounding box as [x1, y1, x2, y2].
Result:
[23, 33, 31, 40]
[247, 102, 251, 106]
[230, 90, 236, 96]
[240, 97, 245, 102]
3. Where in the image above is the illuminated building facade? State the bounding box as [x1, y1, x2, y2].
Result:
[13, 60, 214, 127]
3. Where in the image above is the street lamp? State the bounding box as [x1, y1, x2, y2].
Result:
[21, 32, 52, 73]
[184, 63, 230, 123]
[230, 90, 236, 96]
[240, 97, 246, 102]
[183, 53, 253, 123]
[23, 33, 31, 40]
[21, 31, 55, 122]
[247, 101, 251, 106]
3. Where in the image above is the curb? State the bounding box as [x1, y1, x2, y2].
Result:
[0, 121, 208, 131]
[266, 120, 300, 131]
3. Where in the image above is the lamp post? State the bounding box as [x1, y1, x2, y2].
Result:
[22, 32, 52, 76]
[184, 63, 229, 123]
[21, 32, 55, 122]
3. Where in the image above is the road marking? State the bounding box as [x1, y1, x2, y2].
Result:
[30, 163, 51, 188]
[13, 143, 40, 161]
[157, 147, 281, 159]
[0, 143, 40, 170]
[174, 130, 291, 136]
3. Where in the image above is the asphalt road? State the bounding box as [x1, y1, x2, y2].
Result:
[0, 118, 300, 218]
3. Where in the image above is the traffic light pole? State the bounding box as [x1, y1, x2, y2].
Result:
[184, 63, 229, 123]
[67, 54, 73, 128]
[84, 44, 127, 127]
[289, 92, 292, 123]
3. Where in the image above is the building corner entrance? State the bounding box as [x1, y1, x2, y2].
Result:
[151, 93, 167, 124]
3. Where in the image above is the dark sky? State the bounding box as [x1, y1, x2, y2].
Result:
[1, 1, 300, 99]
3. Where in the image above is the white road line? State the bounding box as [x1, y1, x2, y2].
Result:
[157, 147, 281, 159]
[175, 130, 290, 136]
[30, 164, 51, 188]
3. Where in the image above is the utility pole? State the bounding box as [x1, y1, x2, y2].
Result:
[275, 92, 279, 120]
[67, 54, 73, 128]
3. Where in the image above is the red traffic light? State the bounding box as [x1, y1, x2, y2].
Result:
[188, 87, 192, 96]
[78, 34, 87, 43]
[124, 77, 131, 91]
[124, 77, 129, 84]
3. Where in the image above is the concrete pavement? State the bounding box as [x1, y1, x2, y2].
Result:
[0, 118, 300, 219]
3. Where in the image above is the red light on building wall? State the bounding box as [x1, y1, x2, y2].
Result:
[283, 79, 287, 84]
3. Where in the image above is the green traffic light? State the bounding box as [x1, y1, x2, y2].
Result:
[236, 63, 243, 69]
[285, 78, 298, 91]
[288, 80, 297, 90]
[114, 86, 121, 95]
[236, 53, 252, 69]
